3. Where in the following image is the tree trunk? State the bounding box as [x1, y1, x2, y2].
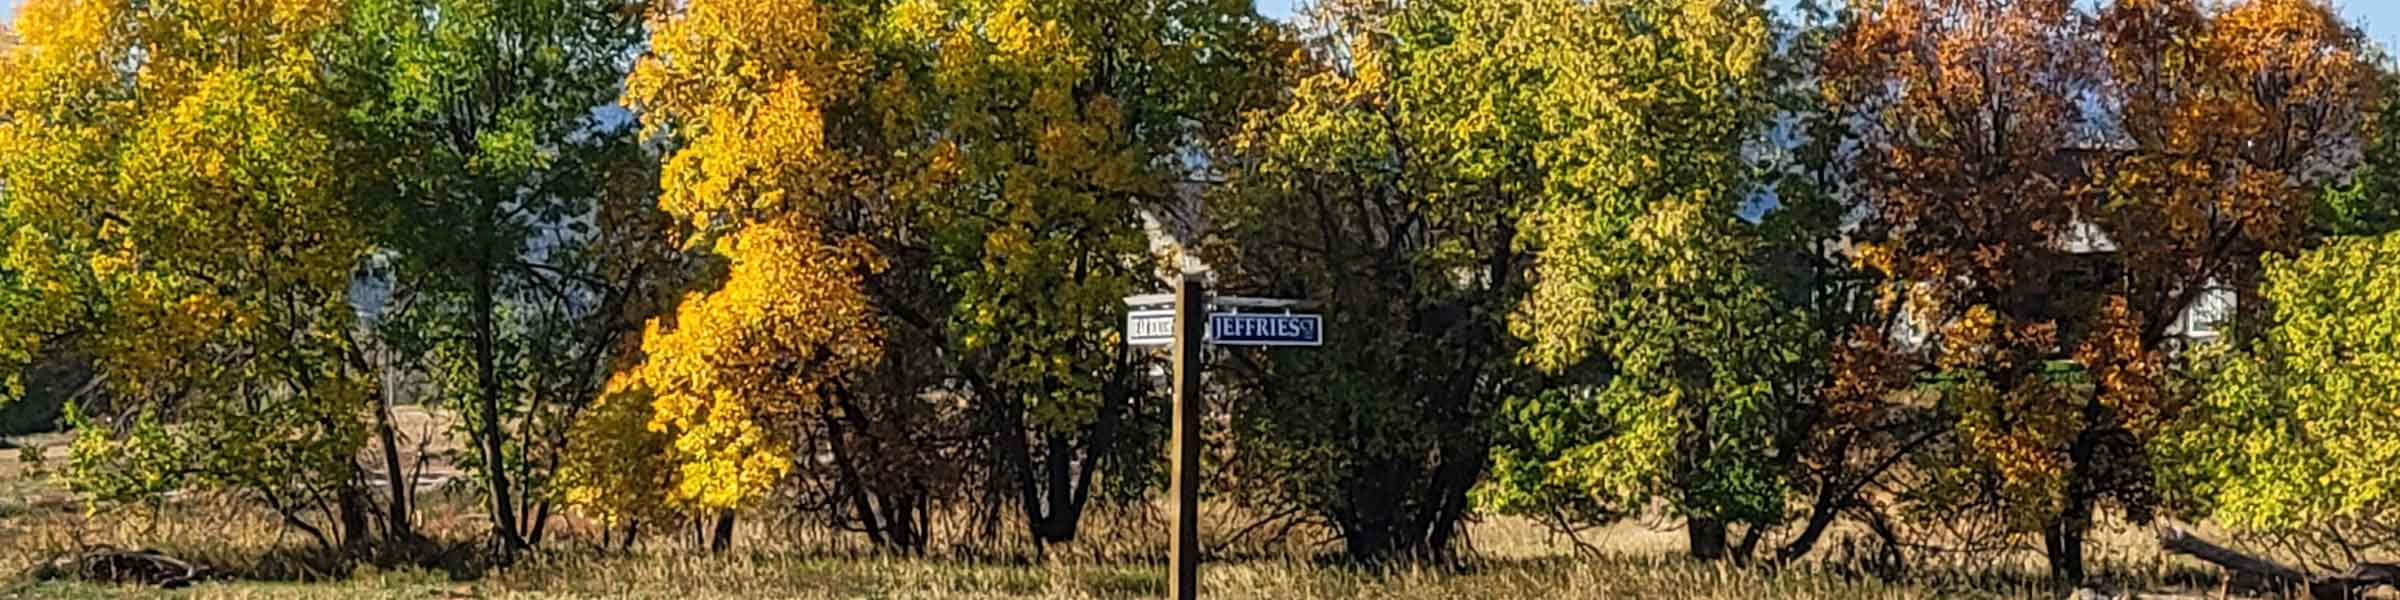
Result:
[1732, 522, 1765, 564]
[1858, 503, 1908, 579]
[1035, 432, 1084, 543]
[1775, 428, 1942, 565]
[473, 259, 527, 557]
[2043, 511, 2089, 584]
[2050, 396, 2107, 584]
[336, 479, 373, 553]
[1777, 491, 1844, 564]
[989, 387, 1053, 549]
[527, 500, 554, 547]
[1339, 515, 1397, 564]
[1333, 444, 1484, 565]
[1422, 425, 1487, 565]
[709, 511, 736, 553]
[997, 408, 1102, 546]
[373, 381, 413, 542]
[1688, 517, 1728, 561]
[879, 489, 925, 553]
[2158, 525, 2400, 600]
[976, 345, 1129, 548]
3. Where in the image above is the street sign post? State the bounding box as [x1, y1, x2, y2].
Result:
[1127, 284, 1318, 600]
[1167, 277, 1204, 600]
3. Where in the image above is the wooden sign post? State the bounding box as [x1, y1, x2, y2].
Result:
[1169, 275, 1205, 600]
[1127, 279, 1319, 600]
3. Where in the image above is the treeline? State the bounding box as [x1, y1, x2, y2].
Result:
[1, 0, 2396, 586]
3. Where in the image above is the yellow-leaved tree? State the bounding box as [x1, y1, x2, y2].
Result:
[569, 0, 1281, 552]
[564, 0, 887, 552]
[631, 220, 882, 523]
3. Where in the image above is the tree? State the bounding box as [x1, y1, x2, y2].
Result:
[1827, 0, 2125, 582]
[2318, 67, 2400, 238]
[609, 0, 897, 552]
[2095, 0, 2375, 345]
[328, 0, 649, 556]
[1735, 0, 1951, 570]
[2160, 233, 2400, 560]
[556, 371, 679, 547]
[1468, 0, 1815, 562]
[0, 20, 29, 394]
[620, 219, 885, 551]
[0, 0, 382, 551]
[865, 0, 1283, 547]
[1206, 0, 1540, 563]
[1825, 0, 2373, 582]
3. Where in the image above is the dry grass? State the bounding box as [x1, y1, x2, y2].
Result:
[0, 430, 71, 508]
[1, 557, 2065, 600]
[3, 538, 2076, 599]
[0, 408, 2239, 599]
[0, 489, 2230, 600]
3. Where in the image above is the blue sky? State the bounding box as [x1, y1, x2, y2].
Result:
[0, 0, 2395, 61]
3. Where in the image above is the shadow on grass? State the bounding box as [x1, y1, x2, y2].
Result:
[224, 534, 489, 583]
[16, 534, 491, 592]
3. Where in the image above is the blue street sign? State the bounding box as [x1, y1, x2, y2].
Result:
[1207, 313, 1322, 347]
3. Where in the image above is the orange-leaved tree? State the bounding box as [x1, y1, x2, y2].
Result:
[1827, 0, 2103, 577]
[1827, 0, 2373, 582]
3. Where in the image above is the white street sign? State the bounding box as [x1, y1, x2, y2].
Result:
[1126, 309, 1176, 347]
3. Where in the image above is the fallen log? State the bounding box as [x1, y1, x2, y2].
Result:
[39, 546, 208, 588]
[2157, 525, 2400, 600]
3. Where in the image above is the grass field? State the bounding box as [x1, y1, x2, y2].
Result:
[0, 409, 2266, 599]
[3, 554, 2090, 599]
[0, 493, 2225, 599]
[0, 509, 2111, 600]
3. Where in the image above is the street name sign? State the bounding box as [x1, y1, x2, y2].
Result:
[1126, 309, 1176, 347]
[1206, 313, 1321, 346]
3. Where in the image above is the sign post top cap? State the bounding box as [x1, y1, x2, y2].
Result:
[1122, 293, 1319, 310]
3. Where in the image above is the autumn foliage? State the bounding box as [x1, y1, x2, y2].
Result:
[2, 0, 2397, 585]
[1826, 0, 2375, 581]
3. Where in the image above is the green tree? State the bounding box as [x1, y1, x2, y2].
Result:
[868, 0, 1283, 546]
[1477, 0, 1807, 563]
[1206, 0, 1540, 563]
[0, 0, 380, 551]
[2160, 232, 2400, 556]
[327, 0, 649, 555]
[2321, 68, 2400, 238]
